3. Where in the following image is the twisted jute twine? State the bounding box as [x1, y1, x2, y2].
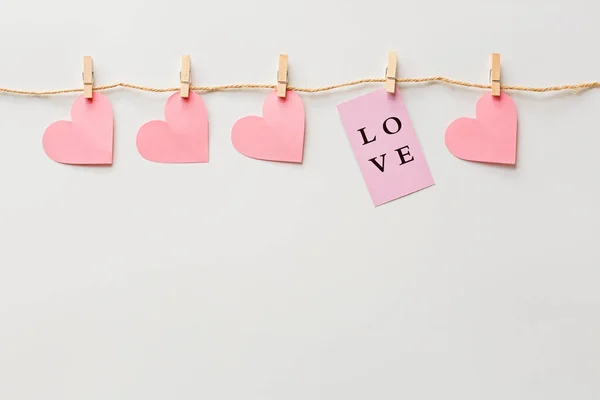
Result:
[0, 77, 598, 96]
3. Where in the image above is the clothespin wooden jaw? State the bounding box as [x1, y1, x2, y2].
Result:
[490, 53, 501, 96]
[385, 52, 397, 94]
[180, 55, 191, 98]
[82, 56, 94, 99]
[277, 54, 288, 98]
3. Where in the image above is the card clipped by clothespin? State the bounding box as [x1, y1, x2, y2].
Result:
[277, 54, 288, 98]
[385, 52, 397, 94]
[83, 56, 94, 99]
[490, 53, 501, 96]
[180, 55, 191, 98]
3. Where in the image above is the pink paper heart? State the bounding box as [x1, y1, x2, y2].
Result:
[137, 92, 209, 163]
[42, 93, 113, 165]
[231, 90, 305, 163]
[445, 93, 518, 165]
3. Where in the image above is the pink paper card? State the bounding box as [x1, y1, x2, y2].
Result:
[337, 89, 434, 206]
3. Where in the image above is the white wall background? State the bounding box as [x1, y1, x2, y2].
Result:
[1, 0, 599, 399]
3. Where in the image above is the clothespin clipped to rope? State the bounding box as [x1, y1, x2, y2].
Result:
[277, 54, 288, 98]
[385, 52, 397, 94]
[490, 53, 501, 96]
[83, 56, 94, 99]
[180, 55, 191, 98]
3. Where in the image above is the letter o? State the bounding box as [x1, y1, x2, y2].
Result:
[383, 117, 401, 135]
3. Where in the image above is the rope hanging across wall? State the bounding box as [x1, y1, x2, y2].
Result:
[0, 77, 598, 96]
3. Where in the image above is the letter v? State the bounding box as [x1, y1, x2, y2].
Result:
[368, 153, 386, 172]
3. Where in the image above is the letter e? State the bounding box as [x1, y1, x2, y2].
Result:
[395, 145, 414, 165]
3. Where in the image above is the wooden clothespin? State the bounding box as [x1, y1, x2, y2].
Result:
[83, 56, 94, 99]
[277, 54, 288, 98]
[490, 53, 501, 96]
[180, 55, 191, 98]
[385, 52, 397, 94]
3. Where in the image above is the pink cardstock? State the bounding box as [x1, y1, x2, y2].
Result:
[445, 93, 518, 165]
[137, 92, 209, 163]
[231, 90, 305, 163]
[337, 89, 434, 206]
[42, 93, 113, 165]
